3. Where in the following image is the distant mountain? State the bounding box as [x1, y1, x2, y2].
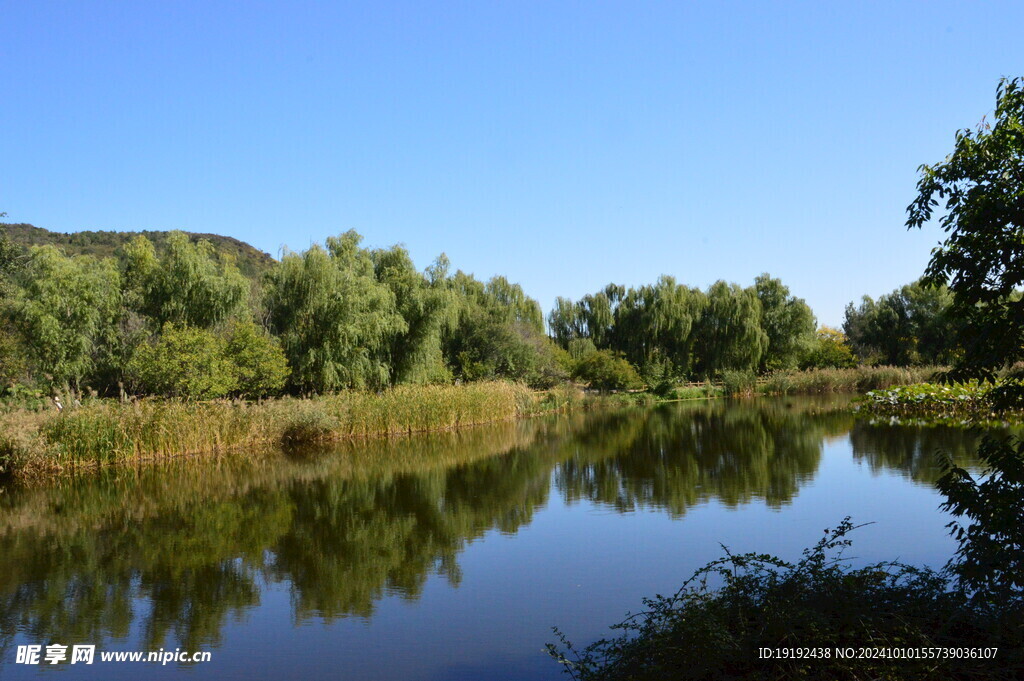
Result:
[0, 223, 275, 279]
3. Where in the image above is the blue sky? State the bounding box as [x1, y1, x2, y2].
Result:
[2, 1, 1022, 326]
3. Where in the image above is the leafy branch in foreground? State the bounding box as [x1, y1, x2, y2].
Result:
[548, 518, 1021, 680]
[938, 436, 1024, 612]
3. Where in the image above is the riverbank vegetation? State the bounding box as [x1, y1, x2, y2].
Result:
[0, 219, 959, 405]
[550, 75, 1024, 681]
[549, 517, 1022, 680]
[0, 382, 543, 479]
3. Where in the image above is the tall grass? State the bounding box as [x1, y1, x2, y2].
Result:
[4, 381, 537, 478]
[759, 366, 941, 395]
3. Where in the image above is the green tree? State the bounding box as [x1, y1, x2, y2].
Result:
[800, 326, 857, 369]
[122, 231, 249, 330]
[843, 280, 957, 365]
[223, 319, 290, 398]
[908, 78, 1024, 610]
[692, 281, 767, 377]
[266, 232, 405, 393]
[614, 277, 706, 380]
[754, 273, 816, 371]
[907, 76, 1024, 381]
[571, 350, 643, 391]
[548, 296, 582, 348]
[0, 223, 30, 390]
[441, 270, 562, 386]
[128, 324, 237, 399]
[371, 246, 454, 385]
[12, 246, 121, 391]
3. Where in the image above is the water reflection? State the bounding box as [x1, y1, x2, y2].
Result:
[0, 397, 981, 664]
[849, 420, 1003, 484]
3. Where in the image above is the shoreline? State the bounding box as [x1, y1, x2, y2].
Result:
[0, 367, 946, 483]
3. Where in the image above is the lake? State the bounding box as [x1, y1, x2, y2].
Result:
[0, 396, 989, 679]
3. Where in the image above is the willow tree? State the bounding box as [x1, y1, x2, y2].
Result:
[754, 274, 816, 372]
[693, 281, 767, 376]
[548, 296, 582, 348]
[371, 246, 455, 385]
[121, 231, 249, 329]
[483, 275, 546, 333]
[442, 271, 562, 386]
[267, 231, 405, 392]
[614, 276, 706, 379]
[12, 246, 121, 391]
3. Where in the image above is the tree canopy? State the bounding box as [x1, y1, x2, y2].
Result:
[907, 76, 1024, 381]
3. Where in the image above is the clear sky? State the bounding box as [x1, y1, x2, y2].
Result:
[2, 1, 1022, 326]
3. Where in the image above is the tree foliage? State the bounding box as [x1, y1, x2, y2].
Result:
[122, 231, 249, 330]
[128, 324, 238, 399]
[371, 247, 454, 385]
[12, 246, 121, 390]
[266, 231, 405, 393]
[551, 275, 815, 380]
[692, 281, 767, 376]
[128, 321, 288, 399]
[572, 350, 643, 391]
[843, 280, 959, 366]
[800, 326, 857, 370]
[442, 271, 564, 387]
[907, 76, 1024, 381]
[754, 273, 815, 371]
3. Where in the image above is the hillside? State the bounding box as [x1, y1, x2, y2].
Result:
[0, 223, 275, 279]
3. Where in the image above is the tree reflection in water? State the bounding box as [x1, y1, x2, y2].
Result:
[0, 396, 980, 659]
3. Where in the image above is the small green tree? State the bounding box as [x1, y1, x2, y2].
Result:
[572, 350, 643, 391]
[128, 324, 237, 399]
[800, 326, 857, 369]
[223, 319, 289, 398]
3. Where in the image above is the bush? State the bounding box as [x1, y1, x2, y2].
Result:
[128, 324, 236, 399]
[800, 326, 858, 370]
[939, 436, 1024, 610]
[572, 350, 643, 391]
[128, 320, 289, 399]
[223, 319, 289, 398]
[550, 519, 1021, 680]
[720, 369, 756, 396]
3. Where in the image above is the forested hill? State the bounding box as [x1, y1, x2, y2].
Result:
[0, 223, 275, 279]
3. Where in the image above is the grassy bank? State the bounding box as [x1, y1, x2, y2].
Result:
[1, 382, 567, 480]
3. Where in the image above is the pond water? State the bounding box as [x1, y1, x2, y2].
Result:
[0, 396, 990, 679]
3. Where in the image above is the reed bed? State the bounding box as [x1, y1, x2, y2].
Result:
[759, 365, 942, 395]
[1, 381, 537, 479]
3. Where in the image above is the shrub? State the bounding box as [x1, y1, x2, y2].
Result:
[128, 324, 236, 399]
[549, 519, 1020, 680]
[128, 320, 290, 399]
[720, 369, 756, 396]
[939, 436, 1024, 610]
[800, 326, 857, 369]
[572, 351, 643, 391]
[223, 319, 289, 398]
